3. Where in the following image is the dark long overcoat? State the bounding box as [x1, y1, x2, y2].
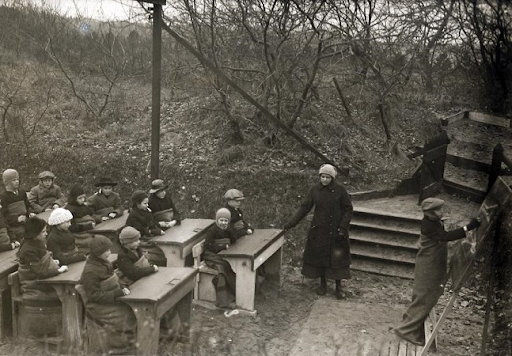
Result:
[285, 181, 353, 267]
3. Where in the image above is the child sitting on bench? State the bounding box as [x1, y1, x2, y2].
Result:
[47, 208, 86, 265]
[223, 189, 253, 239]
[87, 177, 124, 222]
[27, 171, 66, 214]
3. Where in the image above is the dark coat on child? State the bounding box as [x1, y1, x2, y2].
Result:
[87, 192, 124, 218]
[27, 183, 66, 213]
[0, 215, 15, 252]
[47, 227, 86, 265]
[284, 180, 353, 269]
[224, 205, 252, 239]
[126, 208, 162, 239]
[0, 189, 31, 227]
[80, 255, 125, 303]
[18, 239, 60, 281]
[148, 193, 181, 223]
[65, 202, 98, 233]
[117, 246, 155, 282]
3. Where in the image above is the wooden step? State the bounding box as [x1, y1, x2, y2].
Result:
[350, 258, 414, 279]
[443, 179, 486, 203]
[353, 206, 423, 222]
[350, 243, 416, 265]
[350, 219, 420, 236]
[350, 228, 419, 250]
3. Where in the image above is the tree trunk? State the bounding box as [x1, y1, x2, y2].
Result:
[378, 103, 391, 141]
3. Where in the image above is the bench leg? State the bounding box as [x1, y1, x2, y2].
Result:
[263, 246, 283, 284]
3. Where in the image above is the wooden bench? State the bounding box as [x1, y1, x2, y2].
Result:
[192, 240, 218, 303]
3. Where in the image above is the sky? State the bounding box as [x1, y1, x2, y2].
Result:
[26, 0, 147, 21]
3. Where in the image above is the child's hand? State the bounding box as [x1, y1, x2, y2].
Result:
[234, 221, 244, 230]
[101, 216, 110, 221]
[246, 229, 253, 235]
[108, 213, 117, 219]
[58, 265, 68, 273]
[153, 265, 159, 272]
[11, 241, 20, 249]
[158, 221, 167, 228]
[168, 220, 177, 228]
[52, 204, 60, 209]
[45, 208, 52, 212]
[29, 213, 36, 218]
[122, 287, 131, 295]
[18, 215, 27, 223]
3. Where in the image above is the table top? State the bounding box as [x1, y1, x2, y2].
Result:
[150, 218, 214, 246]
[92, 211, 129, 233]
[0, 249, 19, 278]
[37, 254, 117, 285]
[118, 267, 197, 303]
[219, 229, 284, 260]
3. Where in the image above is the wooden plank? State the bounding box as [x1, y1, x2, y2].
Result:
[423, 144, 447, 162]
[446, 154, 491, 173]
[440, 111, 467, 126]
[151, 218, 214, 245]
[468, 112, 511, 128]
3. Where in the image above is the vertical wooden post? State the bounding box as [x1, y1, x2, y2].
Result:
[487, 144, 503, 193]
[151, 4, 163, 180]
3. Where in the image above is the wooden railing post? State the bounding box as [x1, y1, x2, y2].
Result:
[488, 144, 504, 193]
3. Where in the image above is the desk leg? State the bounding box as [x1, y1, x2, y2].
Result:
[53, 285, 83, 349]
[158, 246, 185, 267]
[176, 291, 193, 342]
[264, 246, 283, 284]
[229, 260, 256, 311]
[129, 303, 160, 356]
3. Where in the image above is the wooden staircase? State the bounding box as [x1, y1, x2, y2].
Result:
[349, 207, 421, 279]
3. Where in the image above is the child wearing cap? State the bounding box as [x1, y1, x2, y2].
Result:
[65, 185, 100, 255]
[87, 177, 124, 221]
[27, 171, 66, 214]
[223, 188, 253, 239]
[80, 235, 136, 353]
[116, 226, 158, 287]
[148, 179, 181, 229]
[18, 217, 68, 302]
[202, 208, 237, 308]
[0, 169, 35, 243]
[393, 198, 481, 346]
[284, 163, 353, 300]
[46, 208, 86, 265]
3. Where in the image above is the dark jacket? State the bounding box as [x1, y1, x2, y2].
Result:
[117, 246, 155, 282]
[0, 215, 14, 252]
[46, 227, 86, 265]
[204, 224, 237, 254]
[27, 183, 66, 213]
[224, 205, 252, 239]
[0, 189, 31, 227]
[18, 239, 60, 280]
[65, 202, 98, 233]
[284, 181, 353, 267]
[148, 193, 181, 223]
[80, 255, 124, 304]
[87, 192, 124, 218]
[126, 207, 162, 239]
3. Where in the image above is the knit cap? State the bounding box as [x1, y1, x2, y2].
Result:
[421, 198, 444, 212]
[2, 169, 19, 185]
[131, 190, 148, 206]
[224, 189, 245, 201]
[38, 171, 56, 180]
[24, 217, 47, 240]
[89, 235, 112, 257]
[48, 208, 73, 226]
[69, 185, 85, 201]
[318, 164, 337, 179]
[119, 226, 141, 245]
[216, 208, 231, 221]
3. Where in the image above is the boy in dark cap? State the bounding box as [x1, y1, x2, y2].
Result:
[223, 189, 253, 239]
[393, 197, 481, 346]
[27, 171, 66, 214]
[80, 235, 136, 353]
[87, 177, 124, 221]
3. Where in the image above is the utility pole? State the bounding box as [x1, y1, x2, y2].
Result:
[140, 0, 166, 180]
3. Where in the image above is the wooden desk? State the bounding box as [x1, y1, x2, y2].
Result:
[0, 249, 18, 339]
[150, 219, 214, 267]
[91, 210, 129, 234]
[219, 229, 284, 312]
[119, 267, 197, 356]
[37, 254, 117, 349]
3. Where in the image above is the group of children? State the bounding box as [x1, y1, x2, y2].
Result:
[0, 168, 253, 353]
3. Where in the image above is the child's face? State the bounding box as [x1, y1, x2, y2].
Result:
[156, 190, 166, 199]
[10, 178, 20, 189]
[35, 228, 48, 242]
[227, 199, 241, 208]
[137, 198, 149, 210]
[216, 217, 229, 230]
[98, 249, 111, 261]
[319, 174, 333, 186]
[125, 239, 140, 250]
[101, 186, 113, 196]
[42, 178, 53, 189]
[57, 220, 71, 231]
[434, 208, 444, 219]
[76, 194, 87, 205]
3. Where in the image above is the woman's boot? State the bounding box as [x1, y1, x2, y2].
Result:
[335, 279, 344, 300]
[316, 276, 327, 296]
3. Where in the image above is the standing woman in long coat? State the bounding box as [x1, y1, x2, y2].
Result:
[284, 164, 353, 299]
